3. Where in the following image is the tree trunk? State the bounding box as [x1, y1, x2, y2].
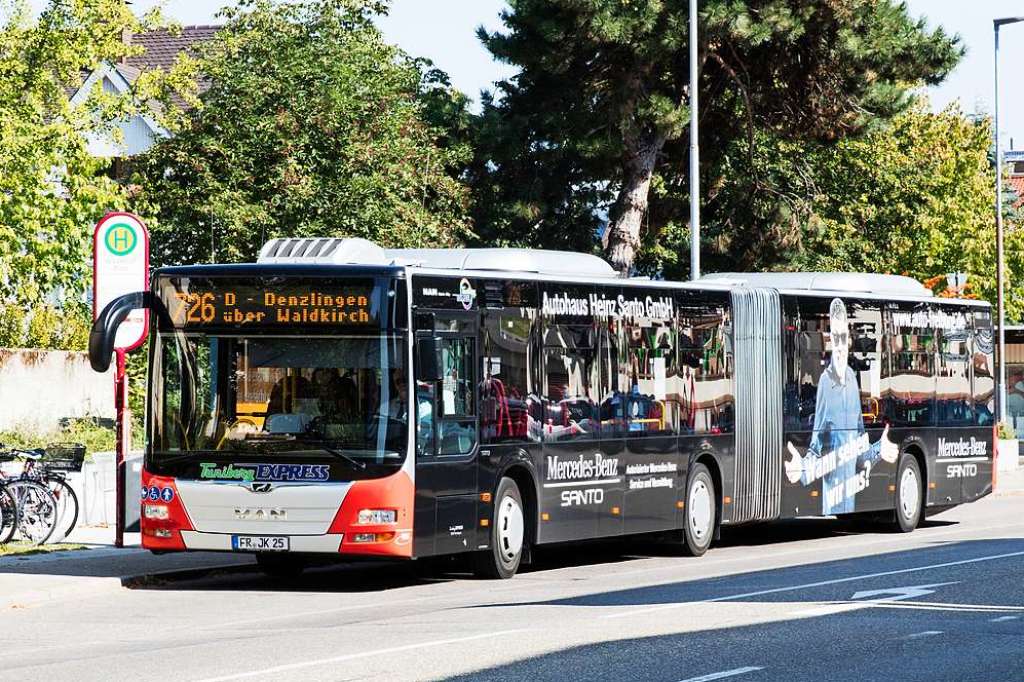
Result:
[605, 132, 666, 276]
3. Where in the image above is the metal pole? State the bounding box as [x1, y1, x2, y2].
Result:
[115, 348, 127, 548]
[689, 0, 700, 281]
[995, 22, 1007, 423]
[993, 17, 1024, 423]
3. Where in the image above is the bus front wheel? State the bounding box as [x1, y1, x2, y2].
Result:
[892, 454, 923, 533]
[474, 477, 525, 579]
[682, 463, 716, 556]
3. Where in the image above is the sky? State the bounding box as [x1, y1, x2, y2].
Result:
[19, 0, 1024, 147]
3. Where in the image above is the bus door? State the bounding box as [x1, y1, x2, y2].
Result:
[413, 312, 480, 556]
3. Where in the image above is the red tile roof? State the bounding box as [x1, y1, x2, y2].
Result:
[1011, 175, 1024, 209]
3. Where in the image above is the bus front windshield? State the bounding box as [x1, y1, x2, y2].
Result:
[151, 333, 408, 471]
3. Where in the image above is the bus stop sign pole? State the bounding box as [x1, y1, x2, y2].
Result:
[93, 213, 150, 549]
[114, 349, 127, 547]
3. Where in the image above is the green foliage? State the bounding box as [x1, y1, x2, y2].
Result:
[0, 417, 115, 454]
[793, 103, 1024, 320]
[0, 302, 90, 350]
[474, 0, 963, 274]
[0, 1, 173, 311]
[0, 305, 27, 347]
[135, 0, 473, 267]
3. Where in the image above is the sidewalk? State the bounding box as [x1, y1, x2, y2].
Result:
[0, 529, 254, 610]
[994, 457, 1024, 496]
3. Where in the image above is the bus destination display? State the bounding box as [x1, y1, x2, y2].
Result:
[160, 278, 377, 328]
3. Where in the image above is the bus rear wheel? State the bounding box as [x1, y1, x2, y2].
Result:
[682, 463, 715, 556]
[892, 454, 922, 533]
[474, 477, 525, 579]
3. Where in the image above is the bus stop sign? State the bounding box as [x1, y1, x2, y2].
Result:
[93, 212, 150, 351]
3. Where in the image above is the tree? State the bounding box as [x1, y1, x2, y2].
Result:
[477, 0, 962, 275]
[0, 1, 147, 311]
[797, 102, 1024, 320]
[0, 1, 186, 348]
[135, 0, 473, 267]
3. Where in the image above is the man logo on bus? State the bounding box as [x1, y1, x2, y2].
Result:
[105, 223, 137, 256]
[784, 297, 899, 515]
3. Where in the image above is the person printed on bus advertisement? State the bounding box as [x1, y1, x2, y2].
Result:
[784, 298, 899, 515]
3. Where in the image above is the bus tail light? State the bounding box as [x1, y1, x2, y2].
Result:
[352, 532, 396, 543]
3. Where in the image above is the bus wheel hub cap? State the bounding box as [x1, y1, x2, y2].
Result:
[900, 467, 919, 519]
[689, 480, 711, 541]
[497, 496, 524, 562]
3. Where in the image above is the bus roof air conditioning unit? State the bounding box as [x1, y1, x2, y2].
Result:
[257, 237, 390, 266]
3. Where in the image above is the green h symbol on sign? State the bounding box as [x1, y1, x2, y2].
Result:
[105, 224, 137, 256]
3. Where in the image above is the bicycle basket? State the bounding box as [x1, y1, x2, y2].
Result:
[43, 443, 86, 472]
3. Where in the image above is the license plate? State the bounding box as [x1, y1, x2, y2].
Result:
[231, 535, 289, 552]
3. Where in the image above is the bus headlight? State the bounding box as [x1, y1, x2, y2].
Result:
[357, 509, 397, 525]
[144, 504, 170, 520]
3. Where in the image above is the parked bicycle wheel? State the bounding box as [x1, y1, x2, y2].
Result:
[10, 480, 57, 545]
[0, 484, 16, 544]
[42, 476, 79, 543]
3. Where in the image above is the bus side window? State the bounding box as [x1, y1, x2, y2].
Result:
[542, 329, 599, 442]
[677, 301, 733, 435]
[972, 311, 995, 426]
[618, 314, 678, 437]
[438, 336, 477, 456]
[415, 380, 435, 457]
[481, 312, 540, 444]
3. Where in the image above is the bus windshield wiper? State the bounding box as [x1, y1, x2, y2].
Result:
[150, 450, 227, 466]
[300, 443, 367, 470]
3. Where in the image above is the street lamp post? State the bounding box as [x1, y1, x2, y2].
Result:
[689, 0, 700, 281]
[994, 17, 1024, 423]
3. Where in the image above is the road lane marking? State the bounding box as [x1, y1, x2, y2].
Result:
[791, 599, 1024, 617]
[790, 603, 867, 617]
[869, 601, 1024, 612]
[191, 629, 525, 682]
[904, 630, 943, 639]
[603, 518, 1024, 582]
[850, 582, 959, 602]
[677, 666, 764, 682]
[604, 549, 1024, 619]
[990, 615, 1019, 622]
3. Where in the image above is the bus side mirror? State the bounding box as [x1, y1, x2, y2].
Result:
[417, 336, 442, 383]
[89, 291, 151, 372]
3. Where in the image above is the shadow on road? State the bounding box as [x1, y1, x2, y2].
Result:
[0, 514, 964, 594]
[447, 537, 1024, 682]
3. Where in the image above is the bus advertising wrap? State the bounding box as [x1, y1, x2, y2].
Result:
[784, 298, 899, 514]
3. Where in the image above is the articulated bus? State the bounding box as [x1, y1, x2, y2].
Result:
[90, 239, 995, 578]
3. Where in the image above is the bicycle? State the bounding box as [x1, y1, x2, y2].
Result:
[0, 444, 83, 544]
[0, 483, 17, 544]
[0, 447, 70, 545]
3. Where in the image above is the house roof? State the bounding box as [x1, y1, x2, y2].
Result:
[123, 25, 220, 72]
[1011, 175, 1024, 209]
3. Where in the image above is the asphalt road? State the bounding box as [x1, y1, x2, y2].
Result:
[2, 495, 1024, 682]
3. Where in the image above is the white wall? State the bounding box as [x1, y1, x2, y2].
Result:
[0, 349, 114, 432]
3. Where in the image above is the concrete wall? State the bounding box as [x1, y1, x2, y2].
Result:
[0, 349, 114, 432]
